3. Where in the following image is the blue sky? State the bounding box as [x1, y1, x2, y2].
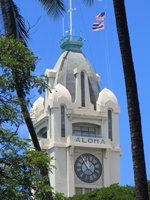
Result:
[14, 0, 150, 186]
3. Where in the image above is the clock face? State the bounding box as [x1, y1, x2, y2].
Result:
[74, 153, 102, 183]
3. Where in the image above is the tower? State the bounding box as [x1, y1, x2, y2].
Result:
[30, 2, 121, 197]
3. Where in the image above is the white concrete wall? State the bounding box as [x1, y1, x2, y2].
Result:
[53, 147, 67, 195]
[109, 151, 120, 184]
[49, 151, 55, 188]
[67, 146, 75, 196]
[103, 149, 110, 187]
[112, 112, 120, 146]
[51, 107, 61, 142]
[32, 70, 121, 197]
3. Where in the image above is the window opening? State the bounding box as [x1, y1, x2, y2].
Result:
[73, 123, 101, 138]
[61, 105, 65, 137]
[42, 132, 47, 138]
[81, 72, 85, 107]
[38, 127, 47, 139]
[75, 188, 92, 195]
[108, 109, 112, 141]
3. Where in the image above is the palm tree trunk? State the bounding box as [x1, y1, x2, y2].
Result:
[113, 0, 149, 199]
[1, 0, 53, 195]
[0, 0, 10, 35]
[0, 1, 63, 199]
[14, 76, 53, 200]
[15, 83, 41, 151]
[0, 0, 41, 151]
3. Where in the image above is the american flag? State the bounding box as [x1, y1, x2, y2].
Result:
[95, 12, 105, 20]
[92, 22, 104, 31]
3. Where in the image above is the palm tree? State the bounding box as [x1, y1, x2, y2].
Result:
[1, 0, 148, 199]
[0, 1, 65, 199]
[82, 0, 149, 199]
[113, 1, 149, 199]
[0, 0, 65, 41]
[0, 0, 65, 151]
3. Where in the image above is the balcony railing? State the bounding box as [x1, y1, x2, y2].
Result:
[60, 35, 83, 51]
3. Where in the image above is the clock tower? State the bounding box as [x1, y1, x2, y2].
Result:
[30, 34, 121, 196]
[31, 2, 121, 195]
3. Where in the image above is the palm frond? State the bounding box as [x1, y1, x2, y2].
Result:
[0, 0, 29, 42]
[38, 0, 65, 19]
[81, 0, 94, 6]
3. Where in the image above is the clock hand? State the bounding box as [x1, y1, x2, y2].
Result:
[81, 156, 89, 169]
[89, 163, 93, 168]
[86, 158, 90, 168]
[88, 168, 93, 173]
[88, 162, 94, 171]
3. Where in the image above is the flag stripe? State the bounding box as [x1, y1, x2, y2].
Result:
[92, 21, 104, 31]
[95, 12, 105, 20]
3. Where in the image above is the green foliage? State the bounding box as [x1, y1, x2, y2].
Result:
[0, 35, 46, 113]
[0, 35, 37, 95]
[0, 0, 29, 42]
[0, 128, 52, 199]
[0, 35, 53, 199]
[0, 0, 65, 43]
[67, 184, 149, 200]
[54, 192, 67, 200]
[81, 0, 94, 6]
[38, 0, 65, 19]
[66, 183, 150, 200]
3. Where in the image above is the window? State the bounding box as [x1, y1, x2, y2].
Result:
[38, 127, 47, 139]
[72, 123, 101, 138]
[75, 188, 82, 195]
[61, 105, 65, 137]
[108, 109, 112, 141]
[41, 132, 47, 138]
[75, 188, 92, 195]
[49, 107, 52, 138]
[81, 71, 85, 107]
[88, 78, 97, 110]
[84, 188, 92, 193]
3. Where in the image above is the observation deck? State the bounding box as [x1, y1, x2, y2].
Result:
[60, 35, 83, 52]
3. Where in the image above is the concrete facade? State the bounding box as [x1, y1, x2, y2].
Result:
[30, 36, 121, 196]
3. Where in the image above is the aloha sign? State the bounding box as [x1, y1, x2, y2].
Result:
[75, 137, 106, 144]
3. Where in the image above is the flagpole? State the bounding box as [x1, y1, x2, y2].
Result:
[69, 0, 73, 36]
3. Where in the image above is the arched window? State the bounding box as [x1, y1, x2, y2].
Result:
[38, 127, 47, 139]
[81, 71, 85, 107]
[108, 109, 112, 141]
[61, 105, 65, 137]
[42, 132, 47, 138]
